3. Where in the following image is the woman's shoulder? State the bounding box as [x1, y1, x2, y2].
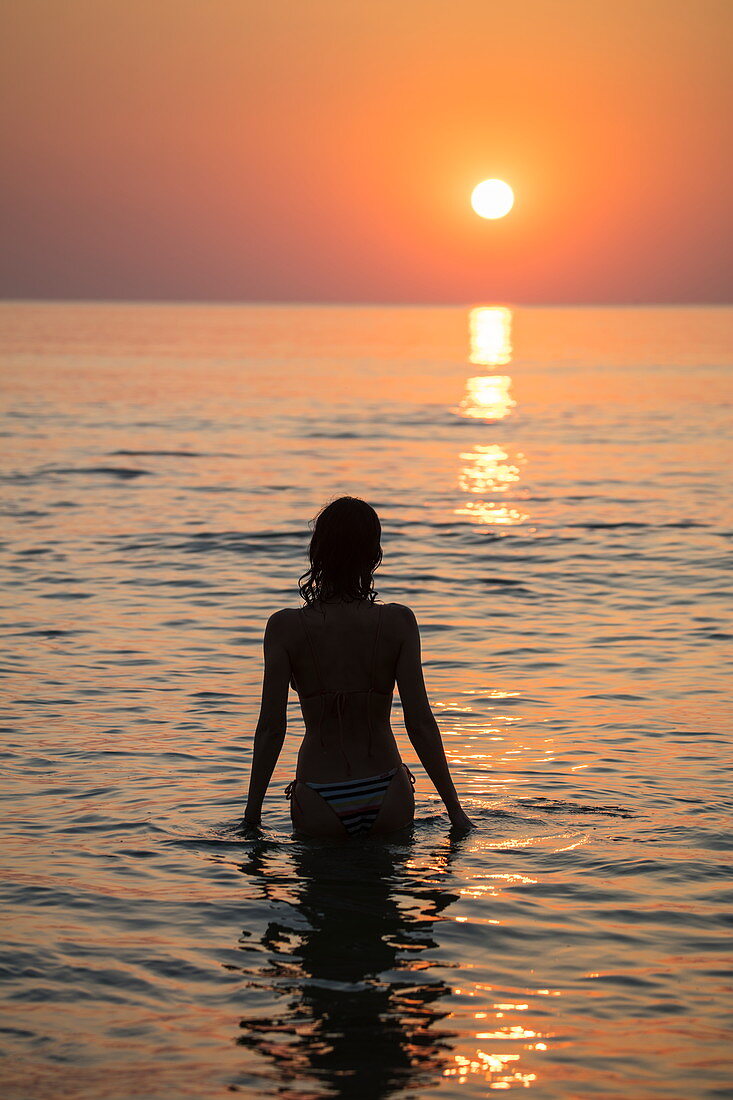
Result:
[379, 602, 419, 631]
[379, 601, 413, 614]
[265, 606, 302, 637]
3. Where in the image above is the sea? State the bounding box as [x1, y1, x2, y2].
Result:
[0, 302, 731, 1099]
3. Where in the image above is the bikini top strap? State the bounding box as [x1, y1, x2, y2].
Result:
[299, 608, 326, 693]
[369, 604, 383, 692]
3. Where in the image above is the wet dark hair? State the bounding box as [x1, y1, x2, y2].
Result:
[299, 496, 382, 604]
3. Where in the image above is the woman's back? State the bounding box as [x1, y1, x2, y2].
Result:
[292, 600, 399, 695]
[287, 601, 405, 783]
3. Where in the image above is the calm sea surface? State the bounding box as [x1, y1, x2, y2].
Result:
[1, 303, 731, 1099]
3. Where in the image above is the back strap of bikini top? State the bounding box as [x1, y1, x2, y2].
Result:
[364, 605, 383, 761]
[369, 604, 383, 692]
[299, 608, 325, 693]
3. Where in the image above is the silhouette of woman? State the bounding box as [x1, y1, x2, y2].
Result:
[243, 496, 473, 837]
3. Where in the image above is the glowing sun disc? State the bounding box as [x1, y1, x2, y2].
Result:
[471, 179, 514, 219]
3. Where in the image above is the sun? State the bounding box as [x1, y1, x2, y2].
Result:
[471, 179, 514, 219]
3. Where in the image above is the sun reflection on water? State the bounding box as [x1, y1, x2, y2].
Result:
[443, 1050, 537, 1090]
[458, 445, 522, 494]
[457, 444, 529, 525]
[458, 872, 538, 902]
[455, 499, 529, 526]
[457, 375, 516, 421]
[442, 978, 561, 1092]
[469, 305, 513, 367]
[457, 305, 515, 421]
[455, 306, 530, 526]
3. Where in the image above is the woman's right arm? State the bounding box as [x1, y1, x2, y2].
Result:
[395, 606, 474, 830]
[243, 610, 291, 825]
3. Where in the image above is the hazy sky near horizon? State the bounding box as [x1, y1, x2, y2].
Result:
[1, 0, 731, 304]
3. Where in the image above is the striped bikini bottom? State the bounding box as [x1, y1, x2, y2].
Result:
[286, 764, 415, 837]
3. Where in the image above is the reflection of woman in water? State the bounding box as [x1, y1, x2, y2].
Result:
[235, 835, 462, 1097]
[244, 496, 473, 836]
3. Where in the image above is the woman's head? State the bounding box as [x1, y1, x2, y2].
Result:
[299, 496, 382, 604]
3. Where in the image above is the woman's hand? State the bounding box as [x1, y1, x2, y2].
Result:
[448, 805, 475, 831]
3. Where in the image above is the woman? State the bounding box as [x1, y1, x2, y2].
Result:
[243, 496, 473, 837]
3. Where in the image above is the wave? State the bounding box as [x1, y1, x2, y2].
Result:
[108, 449, 238, 458]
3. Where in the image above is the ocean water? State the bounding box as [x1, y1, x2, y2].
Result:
[0, 302, 731, 1099]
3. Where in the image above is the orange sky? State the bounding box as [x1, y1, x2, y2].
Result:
[1, 0, 731, 303]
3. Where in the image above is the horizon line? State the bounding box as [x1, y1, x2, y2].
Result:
[1, 297, 731, 309]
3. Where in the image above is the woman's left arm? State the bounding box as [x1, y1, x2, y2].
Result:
[243, 611, 291, 824]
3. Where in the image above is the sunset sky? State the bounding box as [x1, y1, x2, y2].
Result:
[1, 0, 731, 304]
